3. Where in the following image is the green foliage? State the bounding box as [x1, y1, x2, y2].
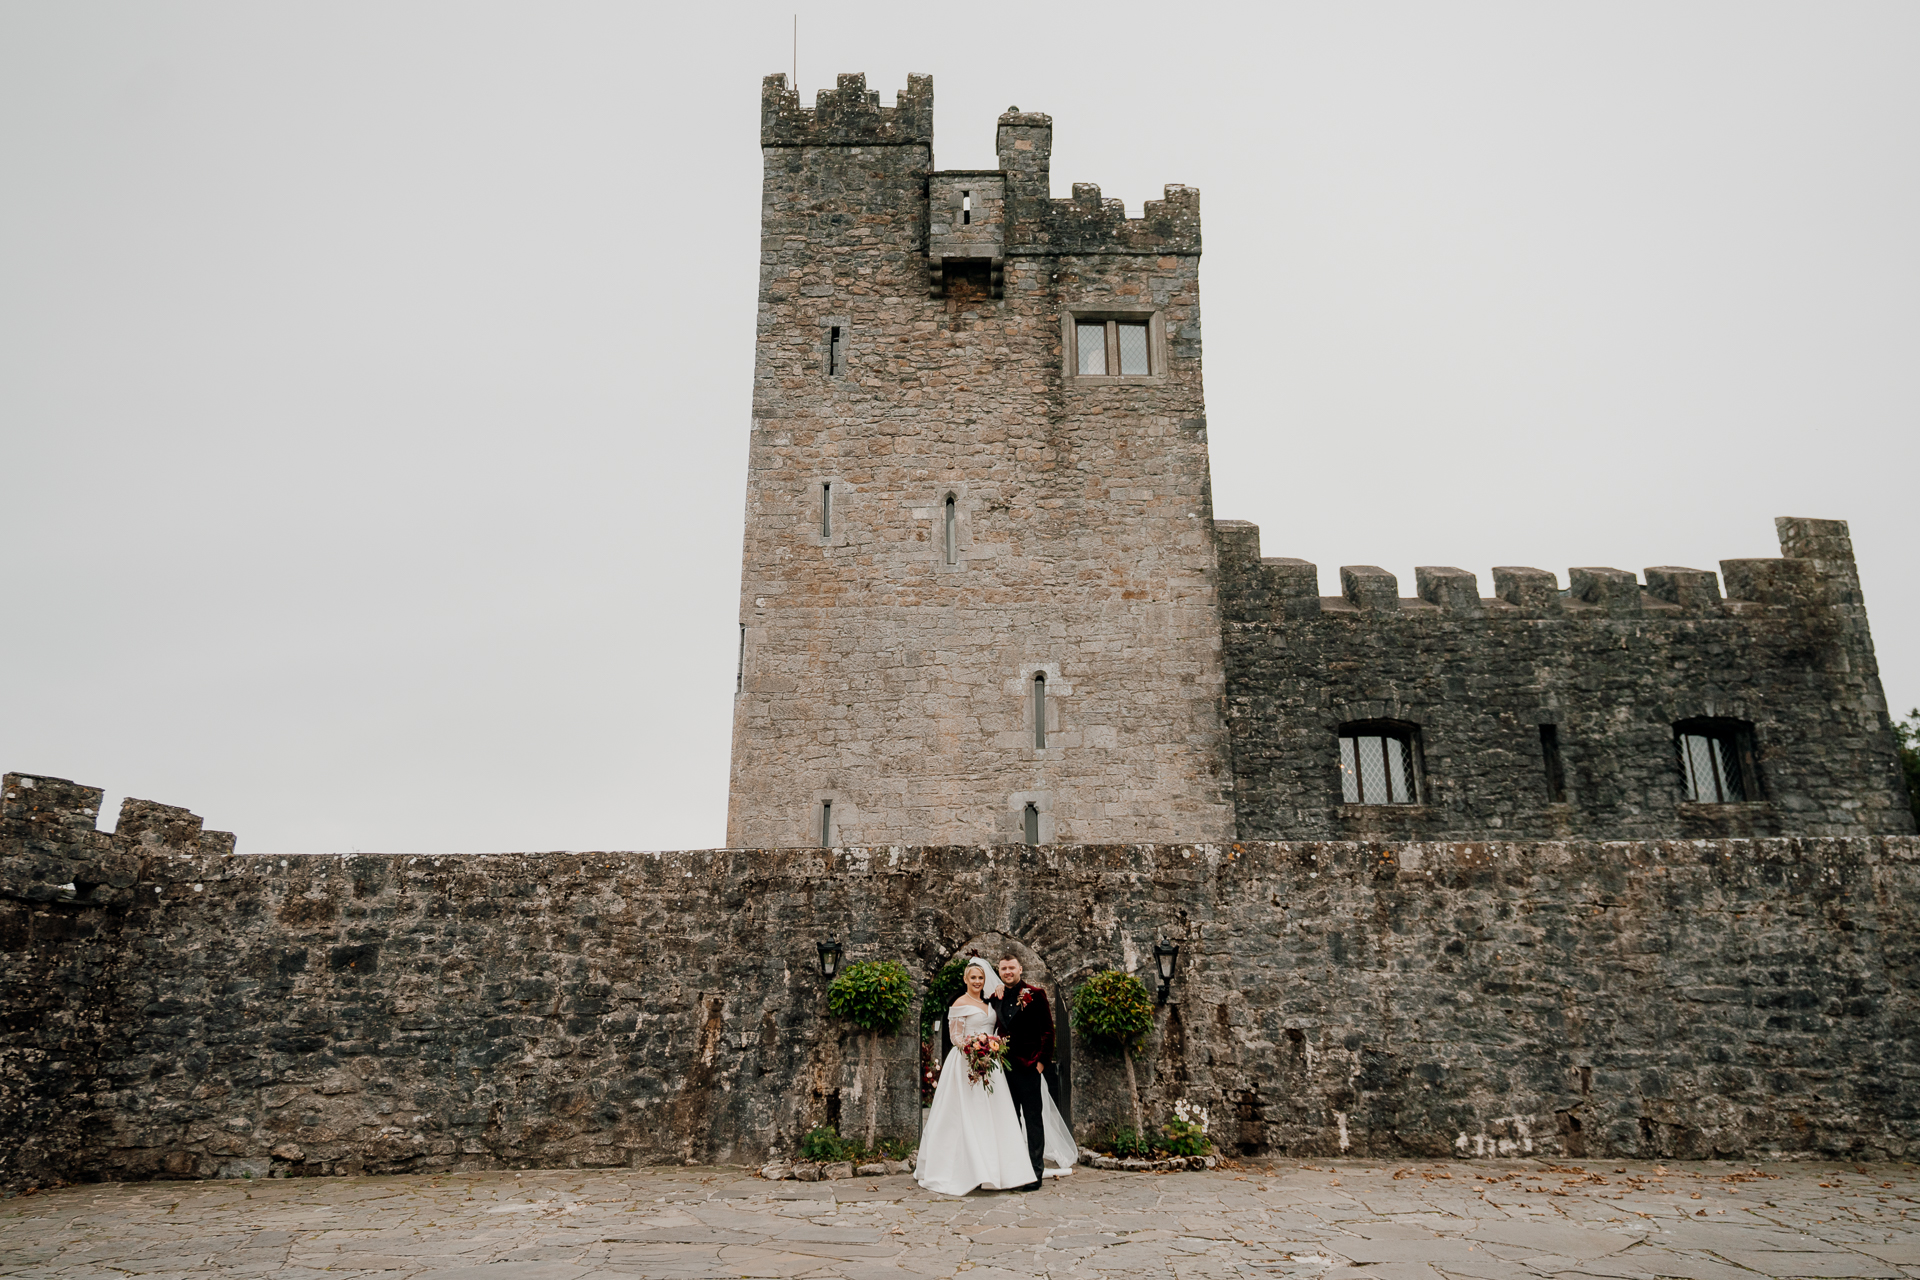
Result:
[920, 957, 970, 1039]
[827, 959, 915, 1035]
[1895, 708, 1920, 829]
[796, 1126, 909, 1165]
[1088, 1118, 1211, 1160]
[1070, 970, 1154, 1056]
[1102, 1127, 1153, 1158]
[799, 1126, 854, 1162]
[1160, 1117, 1212, 1157]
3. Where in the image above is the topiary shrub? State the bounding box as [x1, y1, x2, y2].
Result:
[1070, 969, 1154, 1056]
[827, 959, 916, 1034]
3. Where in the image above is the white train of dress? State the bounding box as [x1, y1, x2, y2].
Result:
[915, 1002, 1078, 1196]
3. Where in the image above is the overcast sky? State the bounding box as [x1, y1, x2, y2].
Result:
[3, 2, 1914, 854]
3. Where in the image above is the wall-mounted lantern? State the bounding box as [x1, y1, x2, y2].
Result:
[1152, 940, 1181, 1004]
[816, 939, 844, 981]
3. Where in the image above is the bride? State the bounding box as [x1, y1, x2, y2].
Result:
[916, 957, 1077, 1196]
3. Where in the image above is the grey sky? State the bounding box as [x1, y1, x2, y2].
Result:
[3, 2, 1913, 854]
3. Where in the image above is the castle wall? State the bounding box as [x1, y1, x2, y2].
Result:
[7, 775, 1917, 1192]
[728, 75, 1235, 849]
[1217, 517, 1914, 842]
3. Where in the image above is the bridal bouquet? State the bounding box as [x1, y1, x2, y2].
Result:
[961, 1034, 1010, 1090]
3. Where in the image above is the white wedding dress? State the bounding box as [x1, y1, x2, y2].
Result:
[915, 1001, 1079, 1196]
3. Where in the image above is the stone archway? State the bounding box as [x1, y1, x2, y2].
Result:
[948, 932, 1053, 988]
[934, 933, 1073, 1136]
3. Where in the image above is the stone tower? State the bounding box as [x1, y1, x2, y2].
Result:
[727, 73, 1237, 849]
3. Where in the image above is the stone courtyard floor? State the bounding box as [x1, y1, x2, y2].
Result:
[3, 1159, 1917, 1280]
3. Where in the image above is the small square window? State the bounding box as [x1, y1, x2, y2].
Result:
[1069, 316, 1158, 379]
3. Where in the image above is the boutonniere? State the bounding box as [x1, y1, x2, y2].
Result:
[1016, 987, 1036, 1010]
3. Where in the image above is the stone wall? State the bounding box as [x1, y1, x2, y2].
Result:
[7, 773, 1917, 1193]
[1217, 516, 1914, 842]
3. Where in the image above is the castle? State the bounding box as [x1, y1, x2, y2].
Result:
[730, 72, 1912, 849]
[3, 74, 1916, 1192]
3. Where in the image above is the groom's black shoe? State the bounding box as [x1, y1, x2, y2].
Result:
[1013, 1180, 1042, 1193]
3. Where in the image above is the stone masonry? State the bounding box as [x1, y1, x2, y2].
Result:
[727, 74, 1909, 850]
[1218, 516, 1913, 842]
[6, 773, 1917, 1195]
[730, 74, 1236, 849]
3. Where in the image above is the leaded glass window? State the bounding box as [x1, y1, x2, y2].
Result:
[1338, 724, 1419, 805]
[1072, 317, 1155, 377]
[1076, 322, 1108, 375]
[1674, 720, 1756, 802]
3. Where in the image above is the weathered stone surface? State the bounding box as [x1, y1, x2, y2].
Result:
[1217, 518, 1913, 842]
[4, 1159, 1915, 1280]
[6, 774, 1918, 1193]
[731, 74, 1235, 849]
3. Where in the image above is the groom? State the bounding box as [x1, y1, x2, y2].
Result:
[992, 954, 1054, 1192]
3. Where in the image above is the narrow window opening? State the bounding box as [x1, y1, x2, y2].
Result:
[961, 191, 971, 225]
[820, 800, 833, 846]
[1023, 802, 1040, 845]
[944, 494, 957, 565]
[820, 483, 832, 539]
[1540, 724, 1567, 803]
[1033, 672, 1047, 749]
[1116, 321, 1150, 375]
[736, 624, 745, 695]
[827, 325, 843, 375]
[1337, 721, 1420, 805]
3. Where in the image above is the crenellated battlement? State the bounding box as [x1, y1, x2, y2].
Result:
[1031, 182, 1201, 255]
[760, 72, 933, 148]
[1, 771, 235, 860]
[985, 104, 1200, 255]
[1216, 516, 1859, 624]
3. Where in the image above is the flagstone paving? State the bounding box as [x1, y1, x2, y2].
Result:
[2, 1159, 1916, 1280]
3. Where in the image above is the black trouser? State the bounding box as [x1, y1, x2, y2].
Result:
[1006, 1062, 1046, 1182]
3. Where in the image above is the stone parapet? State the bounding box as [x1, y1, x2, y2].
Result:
[760, 73, 933, 148]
